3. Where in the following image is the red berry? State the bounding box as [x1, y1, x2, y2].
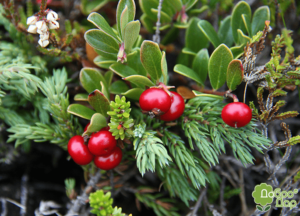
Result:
[221, 102, 252, 128]
[88, 131, 116, 156]
[100, 126, 110, 132]
[139, 88, 171, 113]
[68, 135, 93, 165]
[160, 92, 185, 121]
[94, 147, 122, 170]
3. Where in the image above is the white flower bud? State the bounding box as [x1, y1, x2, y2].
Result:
[27, 25, 37, 34]
[46, 11, 58, 21]
[49, 20, 59, 29]
[38, 39, 49, 47]
[27, 16, 38, 25]
[40, 32, 50, 41]
[36, 21, 48, 32]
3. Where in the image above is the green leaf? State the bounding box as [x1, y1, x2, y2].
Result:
[74, 93, 88, 101]
[94, 48, 117, 59]
[110, 62, 136, 77]
[88, 89, 110, 117]
[140, 14, 154, 33]
[117, 0, 135, 38]
[227, 59, 244, 91]
[208, 44, 233, 90]
[120, 6, 129, 38]
[185, 0, 198, 11]
[140, 40, 162, 81]
[124, 21, 141, 54]
[67, 104, 96, 120]
[94, 55, 116, 69]
[100, 81, 109, 100]
[198, 20, 221, 48]
[123, 75, 155, 87]
[122, 88, 144, 100]
[237, 29, 251, 45]
[81, 0, 109, 15]
[173, 22, 189, 29]
[185, 17, 209, 53]
[189, 5, 209, 15]
[80, 68, 106, 94]
[127, 49, 147, 76]
[85, 29, 119, 54]
[139, 0, 158, 21]
[151, 8, 172, 23]
[230, 45, 245, 59]
[162, 0, 182, 16]
[182, 47, 196, 56]
[251, 6, 270, 36]
[242, 14, 251, 37]
[110, 80, 129, 94]
[174, 64, 204, 85]
[87, 12, 119, 40]
[218, 16, 234, 47]
[257, 205, 263, 211]
[104, 71, 114, 86]
[83, 113, 107, 136]
[161, 51, 168, 85]
[192, 49, 209, 84]
[231, 1, 251, 43]
[264, 205, 271, 211]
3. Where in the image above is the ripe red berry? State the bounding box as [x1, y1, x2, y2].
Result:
[139, 88, 171, 113]
[94, 147, 122, 170]
[160, 92, 185, 121]
[88, 131, 116, 156]
[68, 135, 93, 165]
[221, 102, 252, 128]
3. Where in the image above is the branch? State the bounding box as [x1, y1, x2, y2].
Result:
[152, 0, 164, 44]
[190, 188, 207, 216]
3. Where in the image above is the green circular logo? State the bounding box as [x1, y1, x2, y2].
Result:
[252, 183, 274, 206]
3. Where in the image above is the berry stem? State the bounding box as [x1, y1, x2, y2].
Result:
[225, 91, 239, 102]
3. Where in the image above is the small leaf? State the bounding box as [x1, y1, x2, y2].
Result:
[227, 59, 244, 91]
[151, 8, 172, 23]
[192, 49, 209, 84]
[174, 64, 204, 85]
[80, 68, 106, 94]
[127, 49, 147, 76]
[264, 205, 271, 212]
[140, 40, 162, 81]
[162, 0, 182, 16]
[231, 1, 251, 43]
[208, 44, 233, 90]
[182, 47, 196, 56]
[81, 0, 109, 15]
[124, 21, 141, 54]
[189, 5, 209, 15]
[67, 104, 96, 120]
[140, 13, 154, 33]
[94, 55, 116, 69]
[177, 86, 195, 99]
[230, 45, 245, 59]
[117, 0, 135, 38]
[198, 20, 221, 48]
[110, 80, 129, 94]
[185, 17, 209, 53]
[87, 12, 119, 40]
[161, 51, 168, 84]
[74, 94, 88, 101]
[83, 113, 107, 136]
[218, 16, 234, 47]
[122, 88, 144, 100]
[123, 75, 155, 87]
[104, 71, 114, 86]
[242, 14, 251, 37]
[110, 62, 136, 77]
[256, 205, 263, 212]
[120, 6, 129, 38]
[237, 29, 251, 45]
[100, 81, 109, 100]
[185, 0, 198, 11]
[85, 29, 119, 54]
[139, 0, 158, 20]
[88, 89, 110, 117]
[251, 6, 270, 36]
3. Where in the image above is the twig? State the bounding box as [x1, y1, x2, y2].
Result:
[238, 168, 248, 216]
[152, 0, 164, 44]
[20, 174, 28, 216]
[190, 188, 207, 216]
[5, 198, 26, 210]
[1, 198, 7, 216]
[219, 177, 227, 215]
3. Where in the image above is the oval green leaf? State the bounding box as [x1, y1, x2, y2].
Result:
[227, 59, 244, 91]
[208, 44, 233, 90]
[117, 0, 135, 38]
[198, 20, 221, 48]
[140, 40, 162, 81]
[80, 67, 106, 94]
[123, 75, 155, 87]
[124, 20, 141, 54]
[94, 55, 116, 69]
[81, 0, 109, 15]
[127, 49, 147, 76]
[110, 80, 129, 94]
[161, 51, 168, 84]
[139, 0, 158, 21]
[242, 14, 251, 37]
[192, 49, 209, 84]
[88, 89, 110, 117]
[74, 93, 88, 101]
[110, 62, 136, 77]
[151, 8, 172, 23]
[104, 71, 114, 86]
[218, 16, 234, 47]
[230, 45, 245, 59]
[174, 64, 204, 86]
[67, 104, 96, 120]
[82, 113, 107, 136]
[237, 29, 251, 45]
[251, 6, 270, 36]
[140, 13, 154, 33]
[85, 29, 120, 54]
[185, 0, 198, 11]
[122, 88, 144, 101]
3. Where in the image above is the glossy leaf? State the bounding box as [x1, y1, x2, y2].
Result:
[110, 62, 136, 77]
[230, 45, 245, 59]
[174, 64, 204, 85]
[218, 16, 234, 47]
[127, 49, 147, 76]
[198, 20, 221, 48]
[83, 113, 107, 136]
[117, 0, 135, 38]
[122, 88, 144, 101]
[208, 44, 233, 90]
[151, 8, 172, 23]
[185, 0, 198, 11]
[80, 68, 106, 94]
[231, 1, 251, 43]
[88, 89, 110, 117]
[192, 91, 223, 100]
[120, 6, 129, 38]
[94, 48, 117, 59]
[185, 17, 209, 53]
[124, 21, 141, 53]
[74, 94, 88, 101]
[177, 86, 195, 99]
[100, 81, 109, 101]
[123, 75, 155, 87]
[94, 55, 116, 69]
[140, 40, 162, 81]
[162, 0, 182, 16]
[173, 22, 189, 29]
[87, 12, 119, 40]
[110, 80, 129, 94]
[161, 51, 168, 84]
[242, 14, 251, 37]
[140, 14, 154, 33]
[85, 29, 119, 54]
[81, 0, 109, 15]
[182, 47, 196, 56]
[227, 59, 244, 91]
[104, 71, 114, 86]
[189, 5, 208, 15]
[139, 0, 158, 20]
[251, 6, 270, 36]
[67, 104, 96, 120]
[237, 29, 251, 45]
[192, 49, 209, 84]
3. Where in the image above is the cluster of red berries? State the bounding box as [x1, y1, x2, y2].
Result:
[67, 124, 122, 170]
[139, 88, 185, 121]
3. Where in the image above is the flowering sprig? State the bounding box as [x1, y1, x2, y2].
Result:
[26, 10, 59, 47]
